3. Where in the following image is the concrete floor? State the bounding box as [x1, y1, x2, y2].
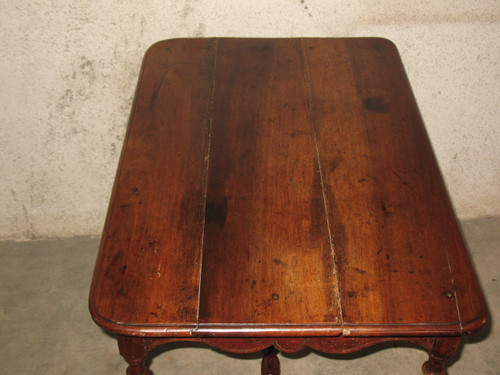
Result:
[0, 217, 498, 375]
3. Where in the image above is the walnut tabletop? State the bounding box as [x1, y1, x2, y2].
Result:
[89, 38, 486, 375]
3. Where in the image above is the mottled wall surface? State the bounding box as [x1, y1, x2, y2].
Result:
[1, 1, 499, 240]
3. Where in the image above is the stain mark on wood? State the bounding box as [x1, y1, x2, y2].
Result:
[205, 197, 228, 228]
[381, 200, 387, 212]
[351, 267, 367, 275]
[363, 95, 390, 113]
[329, 156, 343, 173]
[150, 72, 167, 107]
[239, 150, 250, 162]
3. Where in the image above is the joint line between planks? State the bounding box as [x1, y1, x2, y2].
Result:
[300, 38, 344, 327]
[443, 238, 463, 334]
[195, 39, 219, 330]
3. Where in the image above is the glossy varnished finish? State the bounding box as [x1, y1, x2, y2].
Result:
[90, 38, 486, 373]
[90, 39, 217, 335]
[303, 38, 486, 335]
[198, 38, 341, 332]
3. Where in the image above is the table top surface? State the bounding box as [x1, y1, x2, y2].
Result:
[89, 37, 486, 338]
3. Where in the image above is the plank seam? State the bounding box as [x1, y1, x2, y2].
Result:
[300, 38, 344, 328]
[195, 38, 219, 331]
[444, 238, 463, 334]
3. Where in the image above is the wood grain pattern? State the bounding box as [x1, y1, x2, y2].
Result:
[197, 39, 341, 330]
[90, 39, 217, 334]
[303, 38, 486, 335]
[90, 38, 486, 341]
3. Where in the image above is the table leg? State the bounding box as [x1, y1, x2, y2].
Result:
[261, 346, 280, 375]
[422, 337, 461, 375]
[117, 335, 151, 375]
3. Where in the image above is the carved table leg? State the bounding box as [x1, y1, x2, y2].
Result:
[117, 335, 151, 375]
[261, 346, 280, 375]
[422, 337, 461, 375]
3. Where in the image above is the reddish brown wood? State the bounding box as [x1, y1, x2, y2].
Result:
[89, 39, 217, 336]
[197, 38, 341, 329]
[303, 37, 487, 335]
[261, 347, 280, 375]
[422, 337, 461, 375]
[114, 335, 458, 374]
[200, 336, 437, 355]
[89, 38, 487, 374]
[117, 335, 151, 375]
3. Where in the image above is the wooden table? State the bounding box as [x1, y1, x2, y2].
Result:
[89, 38, 486, 375]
